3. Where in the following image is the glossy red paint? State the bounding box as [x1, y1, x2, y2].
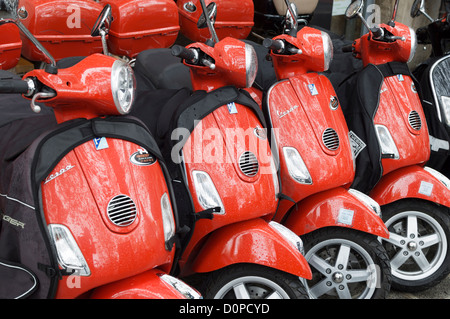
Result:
[18, 0, 104, 62]
[352, 22, 415, 67]
[42, 138, 176, 299]
[185, 37, 250, 91]
[283, 187, 389, 238]
[98, 0, 179, 58]
[270, 26, 329, 79]
[177, 0, 253, 42]
[23, 54, 125, 123]
[0, 23, 22, 70]
[266, 72, 355, 220]
[89, 269, 188, 299]
[191, 218, 312, 279]
[375, 75, 430, 176]
[370, 165, 450, 208]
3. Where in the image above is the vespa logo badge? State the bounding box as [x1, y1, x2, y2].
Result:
[130, 148, 156, 166]
[307, 83, 319, 96]
[277, 104, 299, 119]
[330, 96, 339, 110]
[253, 125, 267, 140]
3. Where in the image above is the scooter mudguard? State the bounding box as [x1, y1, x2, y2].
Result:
[370, 165, 450, 208]
[89, 269, 197, 299]
[283, 187, 390, 238]
[191, 218, 312, 280]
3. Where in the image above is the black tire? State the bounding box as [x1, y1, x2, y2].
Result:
[201, 264, 309, 299]
[301, 227, 392, 299]
[380, 199, 450, 292]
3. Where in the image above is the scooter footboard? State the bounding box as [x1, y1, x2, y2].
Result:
[191, 219, 312, 280]
[283, 187, 389, 238]
[89, 269, 201, 299]
[370, 165, 450, 208]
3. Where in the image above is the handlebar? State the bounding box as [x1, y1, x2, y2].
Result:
[171, 45, 198, 63]
[0, 80, 30, 94]
[263, 38, 284, 52]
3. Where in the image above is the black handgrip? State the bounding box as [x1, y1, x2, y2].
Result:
[371, 27, 384, 39]
[0, 80, 29, 94]
[342, 44, 353, 53]
[171, 45, 197, 62]
[263, 38, 283, 52]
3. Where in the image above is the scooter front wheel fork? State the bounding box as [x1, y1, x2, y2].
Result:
[301, 228, 392, 299]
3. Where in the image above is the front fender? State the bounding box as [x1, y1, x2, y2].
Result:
[370, 165, 450, 207]
[191, 219, 312, 280]
[89, 269, 198, 299]
[283, 187, 389, 238]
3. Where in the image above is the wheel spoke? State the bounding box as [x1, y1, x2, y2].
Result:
[309, 278, 334, 298]
[346, 269, 371, 283]
[336, 284, 352, 299]
[390, 249, 410, 269]
[265, 290, 284, 299]
[383, 231, 406, 247]
[308, 253, 333, 275]
[335, 244, 351, 269]
[413, 251, 432, 272]
[407, 215, 418, 238]
[420, 233, 440, 248]
[233, 283, 251, 299]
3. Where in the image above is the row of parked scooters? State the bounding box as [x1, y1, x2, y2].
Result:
[0, 0, 449, 299]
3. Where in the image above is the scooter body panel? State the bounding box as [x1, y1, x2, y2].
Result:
[89, 269, 189, 299]
[0, 22, 22, 70]
[266, 73, 355, 216]
[283, 187, 389, 238]
[375, 74, 430, 175]
[42, 138, 175, 299]
[370, 165, 450, 208]
[191, 218, 312, 279]
[181, 103, 279, 260]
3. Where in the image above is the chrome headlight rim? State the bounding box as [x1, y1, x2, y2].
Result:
[111, 59, 136, 115]
[320, 31, 333, 72]
[244, 43, 258, 88]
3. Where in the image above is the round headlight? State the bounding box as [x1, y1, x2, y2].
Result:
[111, 59, 136, 115]
[245, 43, 258, 88]
[407, 26, 417, 63]
[320, 31, 333, 71]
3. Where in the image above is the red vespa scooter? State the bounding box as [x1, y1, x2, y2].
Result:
[131, 0, 312, 299]
[338, 0, 450, 292]
[260, 0, 391, 299]
[0, 3, 201, 299]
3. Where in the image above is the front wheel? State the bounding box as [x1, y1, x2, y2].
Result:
[301, 227, 392, 299]
[201, 264, 309, 299]
[379, 199, 450, 292]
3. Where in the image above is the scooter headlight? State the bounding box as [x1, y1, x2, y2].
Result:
[375, 124, 399, 159]
[348, 188, 382, 217]
[269, 221, 304, 254]
[320, 31, 333, 72]
[440, 96, 450, 126]
[283, 146, 312, 184]
[424, 166, 450, 190]
[245, 43, 258, 88]
[192, 170, 224, 214]
[48, 224, 90, 276]
[161, 193, 176, 249]
[159, 274, 203, 299]
[111, 59, 136, 115]
[408, 26, 417, 63]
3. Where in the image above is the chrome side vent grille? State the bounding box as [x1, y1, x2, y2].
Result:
[238, 151, 259, 177]
[322, 128, 340, 151]
[408, 110, 422, 130]
[107, 195, 137, 227]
